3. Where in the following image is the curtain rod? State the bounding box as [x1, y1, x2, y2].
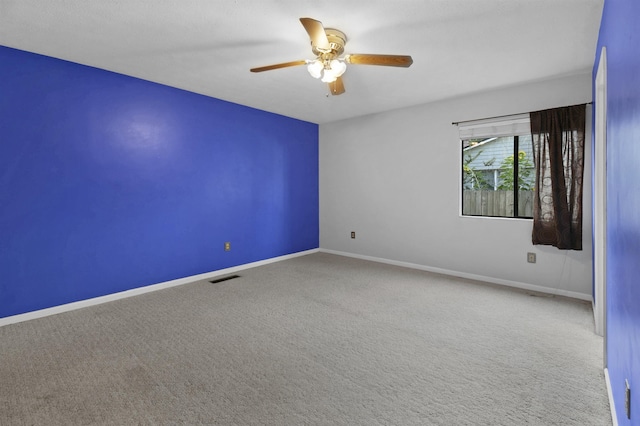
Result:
[451, 102, 592, 126]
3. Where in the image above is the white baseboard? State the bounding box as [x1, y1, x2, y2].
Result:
[320, 249, 592, 301]
[0, 248, 319, 328]
[2, 247, 591, 328]
[605, 368, 619, 426]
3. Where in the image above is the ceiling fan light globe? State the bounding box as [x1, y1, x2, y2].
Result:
[329, 59, 347, 77]
[307, 60, 323, 79]
[321, 69, 338, 83]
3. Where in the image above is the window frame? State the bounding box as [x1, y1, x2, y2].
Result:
[459, 134, 534, 220]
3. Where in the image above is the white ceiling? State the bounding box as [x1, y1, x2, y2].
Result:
[0, 0, 603, 124]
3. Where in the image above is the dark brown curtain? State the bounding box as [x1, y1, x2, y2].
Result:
[530, 104, 586, 250]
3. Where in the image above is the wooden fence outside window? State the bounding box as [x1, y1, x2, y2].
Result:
[462, 190, 534, 218]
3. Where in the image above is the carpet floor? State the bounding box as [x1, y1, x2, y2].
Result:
[0, 253, 610, 425]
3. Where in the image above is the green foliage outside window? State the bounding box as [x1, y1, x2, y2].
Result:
[463, 151, 492, 189]
[497, 151, 534, 191]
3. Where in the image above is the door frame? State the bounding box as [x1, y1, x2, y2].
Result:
[594, 46, 608, 366]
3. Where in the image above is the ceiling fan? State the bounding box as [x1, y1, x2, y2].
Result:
[250, 17, 413, 95]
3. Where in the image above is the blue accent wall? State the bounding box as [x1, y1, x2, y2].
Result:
[594, 0, 640, 423]
[0, 46, 318, 318]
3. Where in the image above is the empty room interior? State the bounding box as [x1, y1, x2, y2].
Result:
[1, 1, 638, 425]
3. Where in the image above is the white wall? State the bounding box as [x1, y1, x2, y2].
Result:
[320, 73, 593, 299]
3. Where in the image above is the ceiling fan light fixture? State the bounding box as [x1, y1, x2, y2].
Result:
[319, 59, 347, 83]
[329, 59, 347, 77]
[307, 60, 323, 79]
[321, 70, 337, 83]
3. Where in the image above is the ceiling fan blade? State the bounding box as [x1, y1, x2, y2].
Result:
[300, 17, 330, 51]
[345, 54, 413, 67]
[329, 77, 345, 96]
[250, 60, 307, 73]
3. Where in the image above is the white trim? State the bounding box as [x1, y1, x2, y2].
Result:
[0, 249, 319, 328]
[319, 249, 591, 301]
[605, 368, 618, 426]
[458, 214, 532, 222]
[458, 139, 463, 216]
[594, 47, 608, 347]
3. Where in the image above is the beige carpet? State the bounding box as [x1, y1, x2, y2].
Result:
[0, 253, 610, 425]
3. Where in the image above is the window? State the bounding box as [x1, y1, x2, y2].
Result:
[458, 114, 534, 218]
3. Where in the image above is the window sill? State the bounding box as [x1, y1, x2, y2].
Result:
[459, 214, 533, 222]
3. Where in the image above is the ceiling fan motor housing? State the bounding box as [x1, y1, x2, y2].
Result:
[312, 28, 347, 59]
